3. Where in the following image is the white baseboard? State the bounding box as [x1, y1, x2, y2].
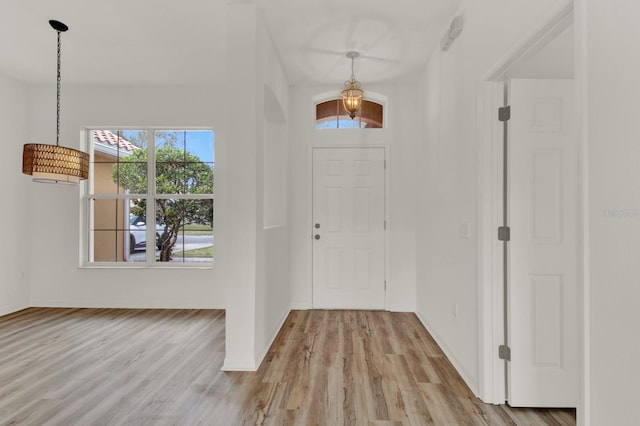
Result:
[221, 358, 258, 371]
[254, 308, 291, 369]
[387, 305, 416, 313]
[0, 303, 28, 317]
[29, 299, 224, 310]
[222, 307, 291, 372]
[290, 304, 414, 312]
[415, 310, 479, 397]
[289, 302, 310, 310]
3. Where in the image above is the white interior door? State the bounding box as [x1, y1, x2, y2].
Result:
[312, 147, 385, 309]
[508, 79, 578, 407]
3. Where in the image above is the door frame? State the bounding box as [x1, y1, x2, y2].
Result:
[308, 145, 390, 310]
[476, 1, 588, 412]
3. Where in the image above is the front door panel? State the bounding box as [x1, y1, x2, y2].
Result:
[312, 148, 385, 309]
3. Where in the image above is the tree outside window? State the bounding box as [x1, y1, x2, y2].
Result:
[87, 129, 214, 265]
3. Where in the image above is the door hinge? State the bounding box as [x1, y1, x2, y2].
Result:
[384, 159, 387, 169]
[498, 226, 510, 242]
[498, 105, 511, 122]
[499, 345, 511, 361]
[384, 280, 387, 290]
[384, 220, 387, 230]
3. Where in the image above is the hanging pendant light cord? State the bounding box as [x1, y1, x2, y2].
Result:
[350, 56, 355, 82]
[56, 29, 62, 147]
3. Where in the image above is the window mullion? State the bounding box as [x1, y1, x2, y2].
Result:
[146, 128, 156, 264]
[85, 129, 93, 263]
[85, 127, 214, 266]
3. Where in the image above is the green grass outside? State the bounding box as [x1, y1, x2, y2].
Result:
[179, 223, 213, 236]
[173, 245, 213, 258]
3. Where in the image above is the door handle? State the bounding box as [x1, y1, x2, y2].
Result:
[314, 234, 320, 240]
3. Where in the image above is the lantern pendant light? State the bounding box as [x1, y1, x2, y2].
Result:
[22, 20, 89, 185]
[341, 51, 364, 120]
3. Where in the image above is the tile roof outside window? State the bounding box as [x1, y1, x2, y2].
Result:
[93, 130, 137, 152]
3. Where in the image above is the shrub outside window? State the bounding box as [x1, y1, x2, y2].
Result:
[85, 128, 214, 266]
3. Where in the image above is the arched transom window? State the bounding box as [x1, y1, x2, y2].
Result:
[315, 99, 383, 129]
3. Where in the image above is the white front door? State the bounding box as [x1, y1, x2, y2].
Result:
[312, 147, 386, 309]
[508, 79, 578, 407]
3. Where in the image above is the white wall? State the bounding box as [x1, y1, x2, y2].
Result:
[264, 111, 288, 228]
[258, 90, 290, 364]
[255, 11, 291, 365]
[223, 4, 291, 371]
[0, 73, 31, 316]
[11, 3, 290, 373]
[222, 3, 260, 370]
[288, 84, 418, 312]
[415, 0, 572, 394]
[506, 24, 574, 79]
[27, 85, 225, 309]
[581, 0, 640, 423]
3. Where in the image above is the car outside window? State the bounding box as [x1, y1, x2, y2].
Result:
[85, 128, 214, 266]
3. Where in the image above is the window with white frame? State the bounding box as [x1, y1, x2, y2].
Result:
[85, 128, 214, 265]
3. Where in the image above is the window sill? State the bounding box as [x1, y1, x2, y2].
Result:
[79, 261, 214, 270]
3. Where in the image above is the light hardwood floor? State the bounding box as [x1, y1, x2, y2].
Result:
[0, 308, 575, 425]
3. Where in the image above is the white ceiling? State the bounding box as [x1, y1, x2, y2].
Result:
[255, 0, 462, 85]
[506, 24, 574, 79]
[0, 0, 461, 86]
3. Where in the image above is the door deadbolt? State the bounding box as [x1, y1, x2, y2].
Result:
[315, 223, 320, 229]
